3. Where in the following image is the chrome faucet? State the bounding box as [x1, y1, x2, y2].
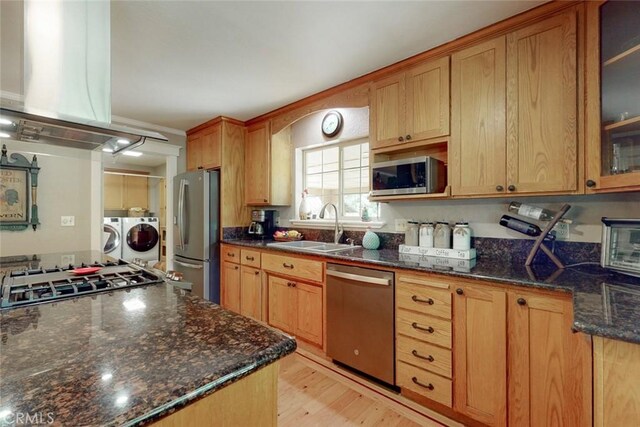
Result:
[319, 203, 343, 244]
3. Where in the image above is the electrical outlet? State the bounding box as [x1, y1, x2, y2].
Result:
[395, 219, 407, 232]
[552, 223, 570, 240]
[61, 216, 75, 227]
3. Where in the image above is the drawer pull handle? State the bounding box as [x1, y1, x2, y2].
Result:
[245, 256, 255, 261]
[412, 322, 434, 334]
[287, 282, 296, 287]
[411, 350, 434, 362]
[412, 295, 434, 305]
[412, 377, 434, 390]
[227, 252, 235, 257]
[283, 263, 294, 269]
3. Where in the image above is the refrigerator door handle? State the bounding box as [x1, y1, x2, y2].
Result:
[174, 260, 204, 269]
[177, 178, 187, 250]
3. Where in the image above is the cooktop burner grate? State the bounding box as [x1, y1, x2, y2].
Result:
[1, 262, 163, 309]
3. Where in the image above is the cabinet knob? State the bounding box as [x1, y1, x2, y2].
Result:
[405, 134, 412, 141]
[254, 271, 260, 275]
[263, 199, 268, 203]
[586, 179, 596, 188]
[496, 185, 504, 192]
[234, 266, 239, 270]
[398, 136, 404, 142]
[517, 298, 527, 306]
[456, 288, 463, 295]
[508, 185, 516, 192]
[197, 166, 204, 170]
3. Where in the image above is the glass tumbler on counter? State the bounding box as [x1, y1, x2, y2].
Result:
[405, 221, 420, 246]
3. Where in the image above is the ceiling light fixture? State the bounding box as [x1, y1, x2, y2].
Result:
[102, 148, 114, 153]
[122, 151, 143, 157]
[117, 139, 130, 145]
[0, 132, 11, 138]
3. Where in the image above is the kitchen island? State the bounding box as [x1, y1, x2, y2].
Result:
[0, 280, 296, 426]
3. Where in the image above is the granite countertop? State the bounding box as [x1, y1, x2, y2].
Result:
[224, 239, 640, 345]
[0, 283, 296, 426]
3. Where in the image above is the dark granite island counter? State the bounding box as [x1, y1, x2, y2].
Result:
[0, 283, 296, 426]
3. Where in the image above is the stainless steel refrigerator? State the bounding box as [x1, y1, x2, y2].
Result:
[173, 170, 219, 302]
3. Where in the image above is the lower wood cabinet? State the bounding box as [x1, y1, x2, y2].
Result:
[240, 266, 262, 320]
[221, 261, 241, 313]
[593, 337, 640, 426]
[267, 275, 323, 346]
[507, 290, 591, 427]
[453, 283, 507, 427]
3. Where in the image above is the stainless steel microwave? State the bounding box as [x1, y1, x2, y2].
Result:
[371, 156, 446, 196]
[601, 217, 640, 277]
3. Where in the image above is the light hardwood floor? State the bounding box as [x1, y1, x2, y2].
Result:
[277, 353, 445, 427]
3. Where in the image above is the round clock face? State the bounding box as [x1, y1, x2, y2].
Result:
[322, 111, 343, 137]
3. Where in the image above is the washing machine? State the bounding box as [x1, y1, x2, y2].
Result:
[121, 217, 160, 263]
[103, 217, 123, 259]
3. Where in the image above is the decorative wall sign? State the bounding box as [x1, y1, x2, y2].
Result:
[0, 144, 40, 231]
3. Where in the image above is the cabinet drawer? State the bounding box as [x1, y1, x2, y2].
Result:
[397, 335, 452, 379]
[241, 249, 261, 268]
[397, 361, 452, 407]
[262, 253, 323, 283]
[222, 245, 240, 263]
[397, 280, 452, 320]
[397, 309, 452, 349]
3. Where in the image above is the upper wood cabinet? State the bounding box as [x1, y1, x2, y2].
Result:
[187, 118, 250, 231]
[505, 11, 578, 194]
[187, 124, 221, 171]
[451, 36, 507, 196]
[104, 173, 148, 210]
[585, 1, 640, 192]
[453, 283, 507, 426]
[507, 290, 591, 427]
[370, 56, 450, 150]
[244, 122, 291, 206]
[451, 9, 579, 197]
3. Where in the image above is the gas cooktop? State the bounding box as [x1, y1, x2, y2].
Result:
[0, 258, 164, 309]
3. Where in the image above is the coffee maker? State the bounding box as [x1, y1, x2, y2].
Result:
[248, 209, 279, 239]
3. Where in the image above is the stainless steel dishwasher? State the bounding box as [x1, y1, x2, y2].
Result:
[326, 263, 395, 385]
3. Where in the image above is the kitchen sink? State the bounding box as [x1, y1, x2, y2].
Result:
[267, 240, 359, 253]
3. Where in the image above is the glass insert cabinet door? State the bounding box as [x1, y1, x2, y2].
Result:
[586, 1, 640, 191]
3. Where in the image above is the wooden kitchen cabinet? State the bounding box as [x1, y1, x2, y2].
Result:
[507, 290, 591, 427]
[585, 1, 640, 192]
[187, 123, 221, 171]
[593, 337, 640, 426]
[103, 173, 148, 209]
[505, 10, 578, 194]
[451, 8, 579, 197]
[244, 122, 291, 206]
[240, 266, 262, 320]
[370, 56, 450, 150]
[451, 36, 507, 197]
[221, 260, 241, 313]
[453, 283, 507, 427]
[267, 275, 323, 347]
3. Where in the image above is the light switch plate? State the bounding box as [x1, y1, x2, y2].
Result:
[395, 219, 407, 232]
[552, 223, 570, 240]
[61, 216, 75, 226]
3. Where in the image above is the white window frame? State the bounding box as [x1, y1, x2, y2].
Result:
[300, 137, 378, 221]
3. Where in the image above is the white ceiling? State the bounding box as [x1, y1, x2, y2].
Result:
[2, 1, 545, 131]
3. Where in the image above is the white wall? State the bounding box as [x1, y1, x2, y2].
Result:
[0, 140, 99, 256]
[273, 107, 640, 243]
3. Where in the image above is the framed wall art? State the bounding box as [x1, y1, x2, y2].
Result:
[0, 144, 40, 231]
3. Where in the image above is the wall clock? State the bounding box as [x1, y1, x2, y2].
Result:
[321, 110, 343, 137]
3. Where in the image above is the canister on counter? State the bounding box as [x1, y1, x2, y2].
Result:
[419, 222, 434, 248]
[405, 221, 420, 246]
[434, 221, 451, 249]
[453, 221, 471, 250]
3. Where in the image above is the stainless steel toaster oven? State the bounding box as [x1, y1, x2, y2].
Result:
[601, 218, 640, 277]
